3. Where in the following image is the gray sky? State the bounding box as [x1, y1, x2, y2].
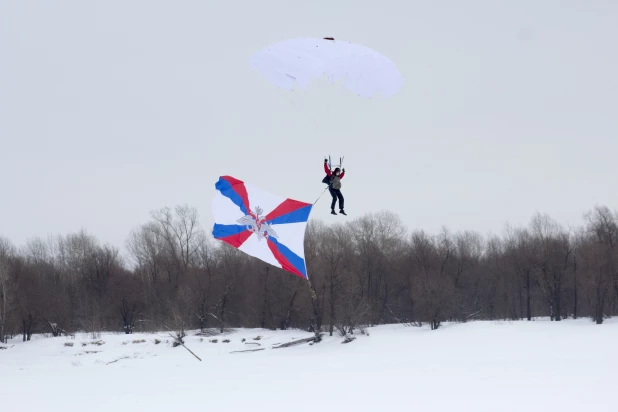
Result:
[1, 0, 617, 252]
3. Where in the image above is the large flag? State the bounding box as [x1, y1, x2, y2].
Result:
[211, 176, 313, 279]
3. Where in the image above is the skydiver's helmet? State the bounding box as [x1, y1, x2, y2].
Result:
[333, 167, 341, 175]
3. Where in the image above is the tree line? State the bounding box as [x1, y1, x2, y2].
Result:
[1, 204, 617, 343]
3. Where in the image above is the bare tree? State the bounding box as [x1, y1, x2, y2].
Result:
[193, 232, 217, 330]
[304, 220, 327, 332]
[505, 227, 536, 320]
[126, 222, 166, 285]
[582, 206, 618, 324]
[214, 244, 242, 332]
[16, 259, 37, 341]
[407, 230, 455, 329]
[0, 237, 17, 343]
[530, 213, 574, 321]
[119, 298, 138, 334]
[318, 223, 351, 336]
[349, 211, 405, 325]
[149, 205, 201, 285]
[4, 202, 618, 339]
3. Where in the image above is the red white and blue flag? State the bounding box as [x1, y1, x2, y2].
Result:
[211, 176, 313, 279]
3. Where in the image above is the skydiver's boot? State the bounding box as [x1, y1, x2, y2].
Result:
[331, 209, 337, 215]
[339, 209, 347, 216]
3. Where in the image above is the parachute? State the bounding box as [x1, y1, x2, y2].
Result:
[250, 37, 403, 98]
[211, 176, 313, 279]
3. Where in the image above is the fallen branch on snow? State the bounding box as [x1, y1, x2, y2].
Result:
[272, 336, 320, 349]
[168, 332, 202, 362]
[230, 348, 265, 354]
[106, 356, 130, 365]
[161, 324, 202, 362]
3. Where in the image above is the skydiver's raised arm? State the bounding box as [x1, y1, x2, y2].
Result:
[324, 159, 331, 176]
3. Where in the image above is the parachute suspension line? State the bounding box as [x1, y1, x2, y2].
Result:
[313, 186, 329, 205]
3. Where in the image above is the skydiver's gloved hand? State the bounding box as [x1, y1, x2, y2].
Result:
[342, 168, 345, 172]
[324, 159, 328, 163]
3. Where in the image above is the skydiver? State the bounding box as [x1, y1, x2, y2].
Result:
[324, 159, 346, 215]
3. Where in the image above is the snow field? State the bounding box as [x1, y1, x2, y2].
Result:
[1, 319, 617, 411]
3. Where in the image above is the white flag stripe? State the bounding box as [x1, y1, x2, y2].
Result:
[211, 192, 245, 226]
[238, 235, 281, 269]
[244, 183, 286, 216]
[268, 222, 309, 259]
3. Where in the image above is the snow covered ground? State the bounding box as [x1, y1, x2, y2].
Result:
[1, 318, 617, 411]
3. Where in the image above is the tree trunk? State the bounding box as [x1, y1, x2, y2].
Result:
[219, 289, 228, 334]
[282, 287, 299, 330]
[431, 318, 440, 330]
[329, 274, 335, 337]
[22, 312, 33, 342]
[197, 292, 208, 330]
[573, 256, 578, 319]
[595, 282, 604, 324]
[120, 299, 135, 334]
[573, 278, 578, 320]
[260, 269, 270, 329]
[526, 271, 532, 321]
[518, 279, 524, 320]
[554, 281, 562, 321]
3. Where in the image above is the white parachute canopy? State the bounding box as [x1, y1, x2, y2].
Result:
[250, 37, 403, 98]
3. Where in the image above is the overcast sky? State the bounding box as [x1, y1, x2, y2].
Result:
[1, 0, 617, 253]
